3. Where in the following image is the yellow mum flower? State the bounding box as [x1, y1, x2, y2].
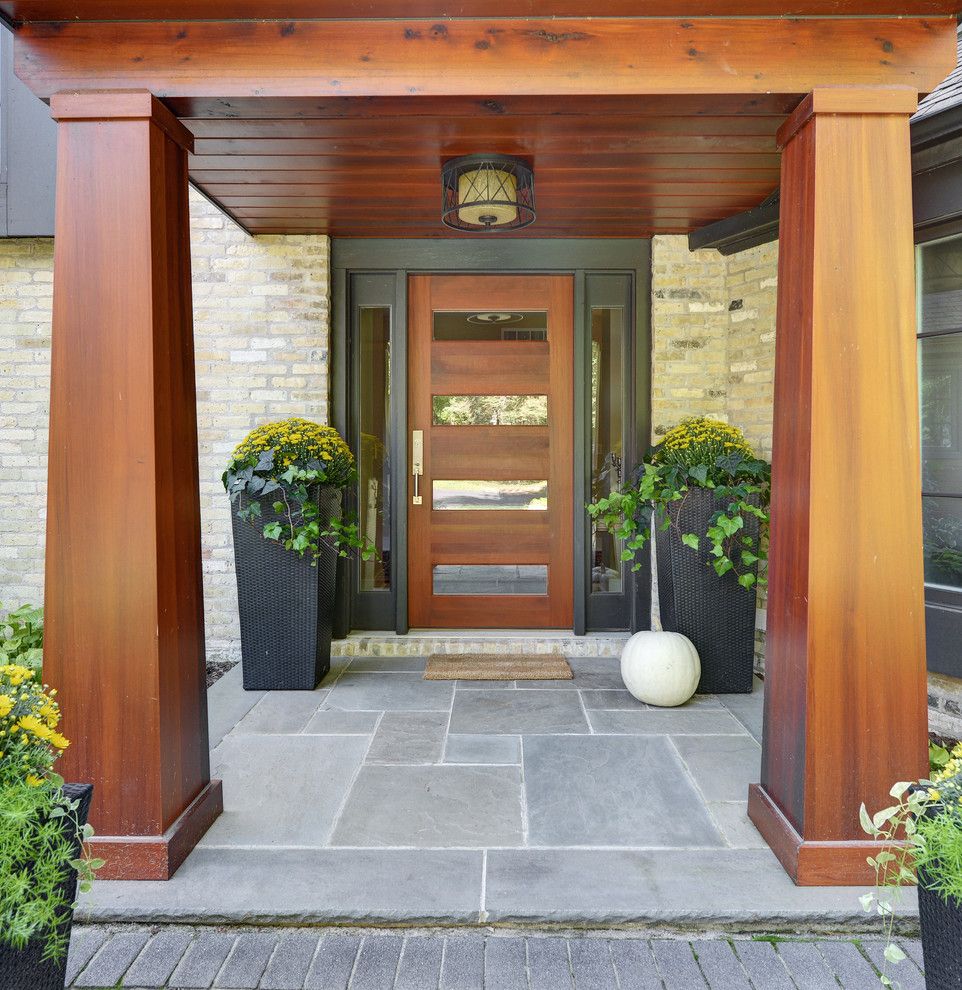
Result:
[50, 732, 70, 750]
[18, 714, 52, 740]
[0, 695, 12, 718]
[25, 773, 43, 788]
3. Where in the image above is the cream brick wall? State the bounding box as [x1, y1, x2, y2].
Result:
[651, 234, 776, 457]
[0, 190, 330, 663]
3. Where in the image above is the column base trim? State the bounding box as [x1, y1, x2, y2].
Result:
[91, 779, 223, 881]
[748, 783, 884, 886]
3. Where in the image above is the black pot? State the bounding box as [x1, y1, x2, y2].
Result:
[919, 868, 962, 990]
[231, 485, 341, 691]
[0, 783, 93, 990]
[655, 487, 759, 694]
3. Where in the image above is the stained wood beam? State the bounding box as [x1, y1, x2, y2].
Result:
[748, 86, 929, 885]
[44, 90, 222, 880]
[14, 17, 958, 101]
[3, 1, 962, 21]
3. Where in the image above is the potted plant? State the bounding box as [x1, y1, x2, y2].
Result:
[0, 663, 101, 990]
[587, 417, 770, 694]
[223, 417, 374, 691]
[860, 745, 962, 989]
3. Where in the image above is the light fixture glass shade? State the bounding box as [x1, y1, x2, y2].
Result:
[441, 154, 535, 232]
[458, 168, 518, 227]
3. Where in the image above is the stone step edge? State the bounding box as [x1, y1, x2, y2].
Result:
[331, 635, 631, 657]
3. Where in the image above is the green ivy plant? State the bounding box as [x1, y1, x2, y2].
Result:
[0, 603, 43, 675]
[587, 417, 771, 590]
[223, 418, 376, 564]
[860, 747, 962, 987]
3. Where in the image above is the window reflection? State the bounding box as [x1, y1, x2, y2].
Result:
[432, 395, 548, 426]
[358, 307, 391, 591]
[590, 306, 625, 594]
[433, 311, 548, 341]
[433, 480, 547, 510]
[918, 235, 962, 592]
[433, 564, 548, 595]
[924, 498, 962, 590]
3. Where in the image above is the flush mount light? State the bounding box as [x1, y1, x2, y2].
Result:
[441, 154, 536, 232]
[467, 312, 525, 325]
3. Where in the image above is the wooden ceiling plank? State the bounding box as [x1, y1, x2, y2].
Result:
[183, 114, 786, 139]
[168, 93, 804, 119]
[14, 17, 957, 100]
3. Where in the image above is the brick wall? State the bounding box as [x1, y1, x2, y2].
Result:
[0, 190, 330, 663]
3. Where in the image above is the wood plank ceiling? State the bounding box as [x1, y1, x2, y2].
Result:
[5, 2, 955, 238]
[175, 94, 793, 237]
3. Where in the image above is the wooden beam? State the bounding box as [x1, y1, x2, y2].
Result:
[3, 1, 961, 22]
[748, 87, 929, 886]
[14, 17, 958, 101]
[44, 90, 222, 880]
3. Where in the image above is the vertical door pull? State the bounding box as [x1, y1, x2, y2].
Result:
[412, 430, 424, 505]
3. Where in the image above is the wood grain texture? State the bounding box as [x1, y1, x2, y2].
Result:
[408, 274, 573, 628]
[43, 91, 220, 879]
[752, 88, 929, 886]
[2, 1, 959, 23]
[14, 18, 957, 99]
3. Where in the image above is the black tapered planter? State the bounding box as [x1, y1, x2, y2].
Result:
[231, 486, 341, 691]
[919, 869, 962, 990]
[0, 783, 93, 990]
[655, 487, 759, 694]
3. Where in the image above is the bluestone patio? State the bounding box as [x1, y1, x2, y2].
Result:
[77, 658, 900, 928]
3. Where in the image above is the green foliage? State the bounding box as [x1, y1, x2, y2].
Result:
[223, 420, 376, 564]
[0, 665, 101, 962]
[860, 750, 962, 986]
[0, 776, 99, 963]
[0, 603, 43, 675]
[586, 418, 771, 588]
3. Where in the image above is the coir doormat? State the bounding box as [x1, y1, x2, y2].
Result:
[423, 654, 573, 681]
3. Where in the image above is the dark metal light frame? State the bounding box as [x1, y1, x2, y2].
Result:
[441, 154, 536, 232]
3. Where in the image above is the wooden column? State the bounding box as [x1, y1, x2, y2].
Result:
[44, 91, 222, 880]
[748, 88, 929, 886]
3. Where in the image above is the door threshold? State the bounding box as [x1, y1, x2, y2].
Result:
[333, 629, 630, 658]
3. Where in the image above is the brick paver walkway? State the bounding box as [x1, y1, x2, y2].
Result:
[65, 927, 923, 989]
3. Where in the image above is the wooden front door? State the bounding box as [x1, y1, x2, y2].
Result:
[408, 274, 574, 628]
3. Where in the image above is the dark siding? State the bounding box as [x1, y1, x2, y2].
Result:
[0, 28, 56, 237]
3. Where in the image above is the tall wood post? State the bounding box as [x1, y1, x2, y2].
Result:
[44, 91, 222, 880]
[748, 88, 929, 886]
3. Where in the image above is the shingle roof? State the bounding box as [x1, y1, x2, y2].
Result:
[915, 23, 962, 122]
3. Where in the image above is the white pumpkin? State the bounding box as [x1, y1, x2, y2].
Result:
[620, 630, 701, 708]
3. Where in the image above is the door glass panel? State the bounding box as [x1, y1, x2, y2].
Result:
[433, 311, 548, 341]
[923, 496, 962, 590]
[590, 305, 626, 594]
[920, 334, 962, 496]
[432, 394, 548, 426]
[433, 480, 548, 510]
[433, 564, 548, 595]
[358, 306, 391, 591]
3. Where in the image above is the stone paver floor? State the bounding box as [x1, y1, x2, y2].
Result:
[65, 926, 922, 989]
[78, 658, 911, 926]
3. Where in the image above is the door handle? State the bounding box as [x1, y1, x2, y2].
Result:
[412, 430, 424, 505]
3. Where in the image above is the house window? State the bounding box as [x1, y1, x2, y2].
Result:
[918, 234, 962, 592]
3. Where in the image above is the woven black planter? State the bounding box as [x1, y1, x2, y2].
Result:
[655, 487, 759, 694]
[231, 486, 341, 691]
[0, 783, 93, 990]
[919, 869, 962, 990]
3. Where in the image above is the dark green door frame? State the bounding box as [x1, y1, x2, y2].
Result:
[331, 238, 652, 636]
